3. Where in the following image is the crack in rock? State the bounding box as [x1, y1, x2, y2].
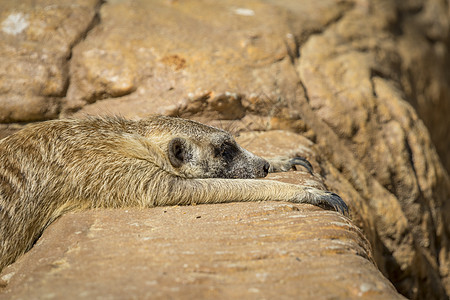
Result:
[62, 0, 105, 100]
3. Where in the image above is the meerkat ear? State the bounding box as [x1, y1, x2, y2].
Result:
[168, 137, 186, 168]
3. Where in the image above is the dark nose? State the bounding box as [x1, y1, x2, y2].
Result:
[263, 161, 270, 176]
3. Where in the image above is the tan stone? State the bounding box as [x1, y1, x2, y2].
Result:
[396, 0, 450, 174]
[0, 0, 101, 122]
[0, 204, 404, 300]
[296, 4, 450, 298]
[1, 0, 449, 299]
[66, 0, 351, 122]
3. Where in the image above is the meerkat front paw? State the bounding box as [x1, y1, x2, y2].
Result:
[268, 157, 313, 174]
[298, 187, 349, 215]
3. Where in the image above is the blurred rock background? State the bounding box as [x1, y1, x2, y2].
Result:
[0, 0, 449, 299]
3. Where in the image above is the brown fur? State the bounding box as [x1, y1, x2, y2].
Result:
[0, 115, 347, 271]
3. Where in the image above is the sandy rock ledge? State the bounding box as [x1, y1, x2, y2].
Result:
[0, 204, 404, 300]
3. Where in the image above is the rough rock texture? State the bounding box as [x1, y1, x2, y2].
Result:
[1, 0, 449, 299]
[0, 204, 403, 299]
[395, 0, 450, 175]
[0, 0, 102, 123]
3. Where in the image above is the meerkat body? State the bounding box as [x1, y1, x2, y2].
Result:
[0, 115, 347, 271]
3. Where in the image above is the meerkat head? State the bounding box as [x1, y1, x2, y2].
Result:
[161, 120, 269, 179]
[167, 134, 269, 179]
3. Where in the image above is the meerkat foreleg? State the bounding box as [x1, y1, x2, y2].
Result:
[155, 177, 348, 215]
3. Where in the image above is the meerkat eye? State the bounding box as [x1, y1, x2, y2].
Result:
[219, 142, 237, 162]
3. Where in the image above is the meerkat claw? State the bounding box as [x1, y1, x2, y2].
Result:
[267, 156, 314, 174]
[319, 192, 349, 216]
[289, 157, 314, 175]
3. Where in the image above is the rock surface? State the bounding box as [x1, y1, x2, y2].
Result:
[0, 0, 449, 299]
[0, 0, 102, 122]
[0, 204, 404, 300]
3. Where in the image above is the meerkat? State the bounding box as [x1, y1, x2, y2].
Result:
[0, 115, 347, 271]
